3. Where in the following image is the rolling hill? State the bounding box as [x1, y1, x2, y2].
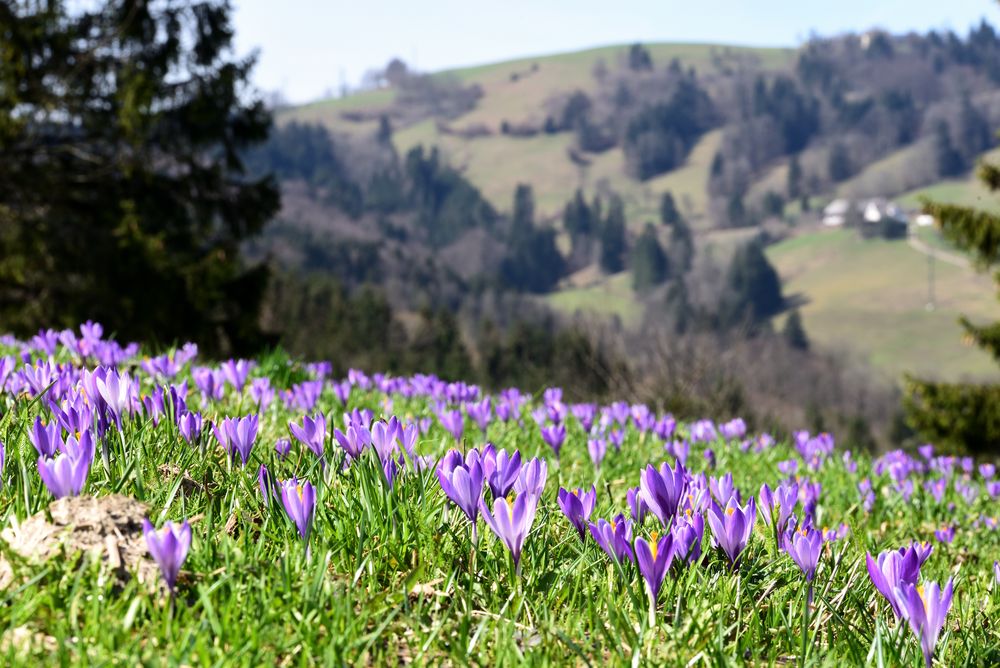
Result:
[767, 228, 998, 382]
[279, 42, 793, 226]
[273, 37, 1000, 385]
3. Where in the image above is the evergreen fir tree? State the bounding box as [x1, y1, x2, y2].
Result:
[787, 155, 803, 200]
[599, 195, 627, 273]
[668, 215, 695, 273]
[512, 183, 535, 237]
[718, 240, 784, 329]
[631, 224, 669, 292]
[782, 309, 810, 350]
[0, 0, 279, 353]
[905, 154, 1000, 454]
[660, 191, 682, 227]
[662, 278, 693, 334]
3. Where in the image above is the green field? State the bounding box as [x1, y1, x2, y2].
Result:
[767, 228, 998, 382]
[544, 271, 643, 327]
[897, 147, 1000, 214]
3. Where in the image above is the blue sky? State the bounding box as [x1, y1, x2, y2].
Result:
[233, 0, 1000, 103]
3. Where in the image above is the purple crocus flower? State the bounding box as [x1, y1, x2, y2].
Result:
[608, 429, 625, 451]
[934, 525, 956, 544]
[707, 496, 756, 567]
[709, 473, 740, 505]
[635, 532, 674, 603]
[213, 415, 259, 466]
[466, 398, 492, 434]
[689, 419, 717, 443]
[37, 453, 91, 498]
[399, 422, 419, 462]
[29, 417, 61, 458]
[61, 429, 94, 462]
[258, 464, 277, 505]
[866, 546, 925, 618]
[540, 423, 567, 459]
[95, 368, 133, 428]
[332, 380, 351, 406]
[438, 409, 464, 443]
[639, 461, 687, 530]
[279, 477, 316, 541]
[483, 447, 521, 500]
[588, 438, 607, 469]
[759, 482, 798, 540]
[557, 486, 597, 540]
[289, 414, 327, 458]
[719, 418, 747, 441]
[479, 492, 539, 573]
[980, 464, 996, 479]
[704, 448, 716, 470]
[275, 438, 292, 459]
[671, 512, 704, 564]
[925, 478, 947, 503]
[514, 457, 547, 497]
[589, 514, 634, 563]
[333, 422, 370, 460]
[627, 486, 650, 525]
[142, 518, 191, 592]
[994, 561, 1000, 584]
[177, 412, 203, 444]
[436, 450, 485, 537]
[221, 359, 253, 392]
[894, 579, 954, 668]
[783, 527, 823, 582]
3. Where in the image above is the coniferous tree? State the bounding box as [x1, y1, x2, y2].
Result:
[668, 214, 695, 274]
[662, 278, 693, 334]
[783, 309, 810, 350]
[787, 155, 803, 200]
[828, 142, 853, 182]
[631, 224, 669, 292]
[934, 121, 965, 177]
[0, 0, 279, 353]
[512, 183, 535, 237]
[600, 195, 627, 273]
[502, 184, 564, 293]
[660, 192, 682, 227]
[905, 153, 1000, 454]
[718, 240, 784, 330]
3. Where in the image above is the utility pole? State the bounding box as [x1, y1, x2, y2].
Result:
[926, 243, 936, 311]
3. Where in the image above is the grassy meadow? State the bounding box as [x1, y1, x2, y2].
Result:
[0, 333, 998, 665]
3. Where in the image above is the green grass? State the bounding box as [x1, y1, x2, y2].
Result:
[544, 271, 642, 326]
[767, 228, 999, 382]
[898, 147, 1000, 215]
[0, 344, 998, 665]
[0, 342, 1000, 666]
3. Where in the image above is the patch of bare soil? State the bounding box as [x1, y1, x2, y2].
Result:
[0, 494, 155, 589]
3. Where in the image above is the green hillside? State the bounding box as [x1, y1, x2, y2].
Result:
[279, 42, 793, 224]
[767, 229, 998, 382]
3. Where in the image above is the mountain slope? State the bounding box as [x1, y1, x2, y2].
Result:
[279, 42, 794, 224]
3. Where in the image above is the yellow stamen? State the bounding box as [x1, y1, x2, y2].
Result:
[726, 507, 736, 516]
[296, 484, 304, 500]
[649, 532, 660, 560]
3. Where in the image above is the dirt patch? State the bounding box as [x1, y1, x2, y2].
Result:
[0, 494, 156, 590]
